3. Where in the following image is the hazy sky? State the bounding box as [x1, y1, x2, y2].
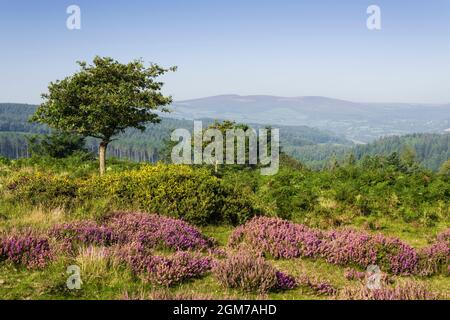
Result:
[1, 0, 449, 104]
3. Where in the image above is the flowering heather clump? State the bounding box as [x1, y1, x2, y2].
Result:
[275, 271, 297, 290]
[436, 228, 450, 243]
[344, 268, 366, 281]
[113, 242, 155, 274]
[49, 221, 113, 247]
[340, 282, 439, 300]
[230, 217, 448, 275]
[122, 290, 219, 300]
[311, 281, 337, 296]
[213, 251, 278, 293]
[151, 251, 212, 286]
[228, 217, 322, 259]
[321, 229, 419, 275]
[114, 242, 211, 286]
[207, 247, 227, 258]
[49, 212, 214, 252]
[50, 213, 215, 286]
[104, 212, 214, 251]
[343, 268, 392, 285]
[417, 238, 450, 276]
[0, 231, 53, 269]
[297, 274, 337, 296]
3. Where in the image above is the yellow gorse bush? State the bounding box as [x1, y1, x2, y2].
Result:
[4, 164, 255, 225]
[4, 169, 79, 208]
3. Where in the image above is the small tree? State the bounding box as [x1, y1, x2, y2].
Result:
[27, 131, 88, 159]
[401, 146, 417, 168]
[31, 56, 176, 174]
[345, 153, 357, 166]
[439, 158, 450, 177]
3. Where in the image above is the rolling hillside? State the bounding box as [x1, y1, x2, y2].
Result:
[171, 95, 450, 142]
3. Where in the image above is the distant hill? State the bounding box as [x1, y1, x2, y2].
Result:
[0, 103, 49, 134]
[0, 103, 349, 161]
[171, 95, 450, 142]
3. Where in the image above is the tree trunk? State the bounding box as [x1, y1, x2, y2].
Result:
[99, 141, 108, 175]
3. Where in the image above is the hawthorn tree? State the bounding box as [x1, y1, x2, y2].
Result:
[31, 56, 176, 174]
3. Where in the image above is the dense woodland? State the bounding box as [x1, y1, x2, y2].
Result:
[288, 133, 450, 171]
[0, 103, 449, 170]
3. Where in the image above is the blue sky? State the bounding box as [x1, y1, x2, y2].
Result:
[1, 0, 449, 104]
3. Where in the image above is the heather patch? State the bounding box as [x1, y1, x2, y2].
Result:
[114, 242, 212, 286]
[213, 251, 297, 293]
[275, 271, 297, 290]
[436, 228, 450, 243]
[49, 212, 214, 252]
[416, 229, 450, 276]
[151, 251, 212, 286]
[228, 217, 322, 259]
[340, 281, 440, 300]
[297, 274, 337, 296]
[344, 268, 366, 281]
[44, 212, 216, 286]
[229, 217, 449, 275]
[321, 229, 419, 275]
[0, 230, 54, 269]
[104, 212, 214, 250]
[49, 221, 114, 249]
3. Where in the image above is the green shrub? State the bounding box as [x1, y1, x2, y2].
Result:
[0, 156, 9, 165]
[256, 169, 318, 219]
